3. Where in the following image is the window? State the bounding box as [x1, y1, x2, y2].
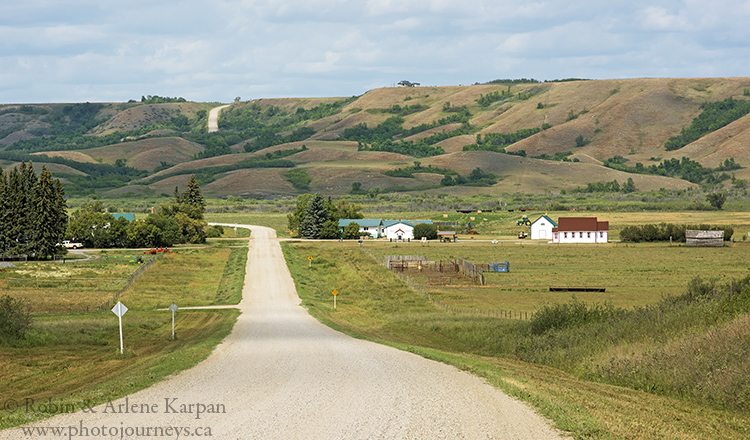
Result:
[587, 232, 591, 238]
[563, 232, 568, 238]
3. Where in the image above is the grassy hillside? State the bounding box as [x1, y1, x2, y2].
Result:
[1, 77, 750, 198]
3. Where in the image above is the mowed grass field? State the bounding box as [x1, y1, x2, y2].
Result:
[363, 240, 750, 311]
[0, 243, 247, 429]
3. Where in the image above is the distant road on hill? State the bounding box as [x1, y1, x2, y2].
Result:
[207, 104, 231, 133]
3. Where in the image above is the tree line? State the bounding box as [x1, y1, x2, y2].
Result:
[0, 162, 67, 259]
[287, 194, 364, 239]
[619, 223, 733, 243]
[67, 176, 213, 248]
[664, 98, 750, 151]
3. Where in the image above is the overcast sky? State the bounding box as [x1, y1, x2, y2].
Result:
[2, 0, 750, 104]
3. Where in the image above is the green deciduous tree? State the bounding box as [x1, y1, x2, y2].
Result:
[706, 192, 727, 210]
[413, 223, 438, 240]
[342, 222, 362, 239]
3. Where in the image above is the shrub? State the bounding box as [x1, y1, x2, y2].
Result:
[0, 295, 31, 344]
[206, 224, 224, 238]
[530, 296, 621, 335]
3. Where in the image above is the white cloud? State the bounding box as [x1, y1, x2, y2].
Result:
[1, 0, 750, 103]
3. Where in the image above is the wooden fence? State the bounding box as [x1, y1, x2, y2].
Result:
[362, 248, 532, 321]
[457, 258, 485, 285]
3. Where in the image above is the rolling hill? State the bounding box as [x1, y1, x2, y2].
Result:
[1, 77, 749, 198]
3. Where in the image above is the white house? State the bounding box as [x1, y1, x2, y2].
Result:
[551, 217, 609, 244]
[338, 219, 383, 238]
[382, 220, 433, 241]
[530, 215, 557, 240]
[382, 221, 412, 241]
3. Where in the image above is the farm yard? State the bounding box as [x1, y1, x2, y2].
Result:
[303, 239, 750, 313]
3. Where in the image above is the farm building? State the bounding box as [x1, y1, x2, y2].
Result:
[530, 215, 557, 240]
[437, 231, 457, 242]
[552, 217, 609, 244]
[112, 213, 136, 222]
[382, 220, 432, 241]
[686, 230, 724, 247]
[338, 219, 384, 238]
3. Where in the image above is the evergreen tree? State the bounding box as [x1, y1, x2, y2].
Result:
[160, 175, 207, 243]
[0, 168, 7, 253]
[183, 175, 206, 208]
[33, 166, 60, 259]
[5, 167, 25, 255]
[21, 162, 38, 254]
[299, 193, 329, 239]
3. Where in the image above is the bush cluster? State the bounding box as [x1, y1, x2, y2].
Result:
[0, 294, 31, 345]
[619, 223, 732, 242]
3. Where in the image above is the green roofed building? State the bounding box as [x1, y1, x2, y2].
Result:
[338, 219, 383, 238]
[112, 213, 136, 222]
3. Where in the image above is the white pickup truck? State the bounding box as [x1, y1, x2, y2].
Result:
[61, 240, 83, 249]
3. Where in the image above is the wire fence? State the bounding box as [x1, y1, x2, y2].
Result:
[98, 256, 158, 311]
[361, 248, 533, 321]
[10, 256, 160, 314]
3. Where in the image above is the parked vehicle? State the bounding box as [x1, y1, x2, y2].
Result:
[61, 240, 83, 249]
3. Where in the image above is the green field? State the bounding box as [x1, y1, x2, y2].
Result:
[0, 242, 246, 429]
[282, 236, 750, 439]
[363, 240, 750, 311]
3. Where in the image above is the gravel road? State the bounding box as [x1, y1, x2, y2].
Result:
[207, 104, 230, 133]
[2, 225, 569, 439]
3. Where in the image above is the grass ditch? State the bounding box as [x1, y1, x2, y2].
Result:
[0, 241, 248, 429]
[282, 240, 750, 439]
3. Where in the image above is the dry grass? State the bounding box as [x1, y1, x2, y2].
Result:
[30, 151, 97, 164]
[29, 77, 750, 197]
[93, 103, 212, 135]
[74, 137, 204, 170]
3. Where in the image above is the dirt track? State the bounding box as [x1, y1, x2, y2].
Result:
[1, 225, 568, 439]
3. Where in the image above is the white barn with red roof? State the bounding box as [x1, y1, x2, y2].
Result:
[551, 217, 609, 243]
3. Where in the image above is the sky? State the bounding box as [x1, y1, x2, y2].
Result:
[2, 0, 750, 104]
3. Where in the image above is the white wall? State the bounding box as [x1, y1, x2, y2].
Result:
[384, 223, 414, 240]
[530, 220, 554, 240]
[552, 230, 608, 243]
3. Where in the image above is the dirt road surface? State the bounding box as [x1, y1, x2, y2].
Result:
[207, 104, 230, 133]
[1, 226, 569, 439]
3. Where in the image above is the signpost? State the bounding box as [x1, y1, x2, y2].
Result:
[169, 303, 179, 340]
[111, 301, 128, 355]
[332, 289, 338, 309]
[308, 255, 313, 267]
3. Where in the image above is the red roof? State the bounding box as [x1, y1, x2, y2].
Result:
[552, 217, 608, 232]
